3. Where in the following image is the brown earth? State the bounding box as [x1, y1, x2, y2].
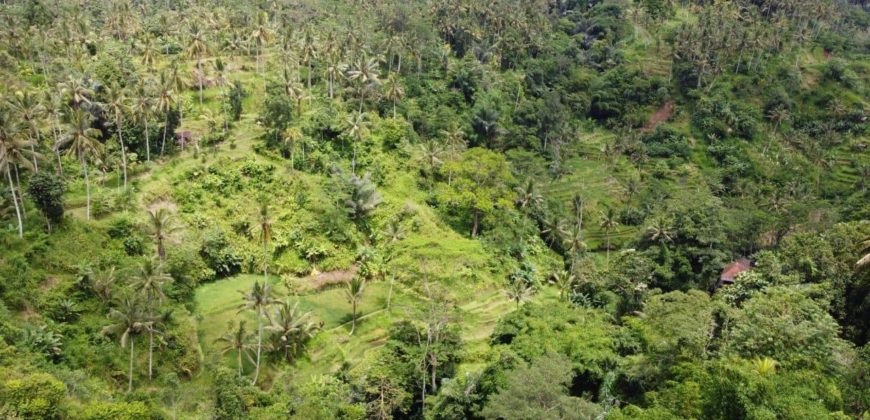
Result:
[642, 100, 674, 132]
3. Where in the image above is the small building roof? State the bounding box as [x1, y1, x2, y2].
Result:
[720, 258, 752, 283]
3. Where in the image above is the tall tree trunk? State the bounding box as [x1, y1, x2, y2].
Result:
[162, 113, 169, 156]
[237, 347, 243, 378]
[252, 314, 262, 385]
[148, 330, 154, 380]
[82, 157, 91, 220]
[30, 133, 39, 172]
[198, 60, 204, 106]
[471, 208, 480, 237]
[117, 118, 128, 188]
[350, 301, 357, 335]
[158, 237, 165, 261]
[13, 165, 25, 218]
[144, 117, 151, 161]
[307, 61, 312, 105]
[6, 168, 23, 238]
[128, 336, 135, 392]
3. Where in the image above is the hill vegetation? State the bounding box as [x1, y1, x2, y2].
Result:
[0, 0, 868, 418]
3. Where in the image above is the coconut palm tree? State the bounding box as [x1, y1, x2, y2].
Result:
[145, 207, 181, 261]
[646, 215, 675, 247]
[344, 276, 366, 335]
[383, 73, 404, 118]
[90, 266, 117, 305]
[299, 30, 317, 103]
[282, 126, 303, 170]
[266, 299, 320, 362]
[238, 280, 279, 385]
[514, 179, 543, 214]
[0, 108, 38, 238]
[215, 320, 253, 379]
[283, 70, 305, 116]
[131, 257, 172, 380]
[346, 56, 380, 112]
[186, 22, 210, 106]
[132, 82, 154, 162]
[104, 84, 130, 187]
[504, 279, 534, 309]
[250, 13, 271, 76]
[857, 237, 870, 270]
[60, 108, 102, 220]
[550, 270, 575, 301]
[156, 77, 176, 157]
[58, 75, 94, 107]
[251, 199, 273, 279]
[101, 296, 151, 392]
[599, 206, 620, 265]
[139, 35, 158, 69]
[345, 111, 368, 174]
[7, 89, 45, 172]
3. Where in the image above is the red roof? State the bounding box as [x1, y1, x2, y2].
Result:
[720, 258, 751, 283]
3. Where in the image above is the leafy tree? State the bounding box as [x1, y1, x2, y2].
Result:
[724, 287, 847, 372]
[27, 170, 65, 232]
[480, 352, 602, 420]
[1, 107, 38, 237]
[436, 148, 515, 237]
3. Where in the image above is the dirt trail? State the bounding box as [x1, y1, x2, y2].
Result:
[642, 100, 674, 132]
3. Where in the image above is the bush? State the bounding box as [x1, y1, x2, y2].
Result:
[0, 372, 66, 419]
[199, 228, 242, 278]
[79, 401, 150, 420]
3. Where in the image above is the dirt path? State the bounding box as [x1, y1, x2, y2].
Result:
[642, 100, 674, 132]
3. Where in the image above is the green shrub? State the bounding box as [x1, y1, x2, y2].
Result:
[0, 372, 66, 419]
[79, 401, 150, 420]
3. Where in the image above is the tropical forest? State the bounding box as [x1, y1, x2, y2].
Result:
[0, 0, 868, 418]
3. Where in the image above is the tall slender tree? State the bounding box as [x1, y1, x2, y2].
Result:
[104, 84, 130, 187]
[238, 281, 278, 385]
[102, 296, 151, 392]
[60, 108, 102, 220]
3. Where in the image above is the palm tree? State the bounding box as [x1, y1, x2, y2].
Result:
[0, 108, 38, 237]
[139, 35, 158, 69]
[251, 199, 273, 279]
[383, 73, 404, 118]
[60, 108, 102, 220]
[215, 320, 253, 379]
[345, 276, 366, 335]
[132, 82, 154, 162]
[283, 70, 305, 116]
[282, 127, 303, 170]
[550, 270, 575, 301]
[266, 299, 320, 362]
[238, 281, 278, 385]
[345, 112, 368, 174]
[156, 76, 176, 157]
[58, 75, 94, 107]
[145, 208, 181, 261]
[131, 258, 172, 380]
[250, 13, 271, 76]
[346, 172, 382, 222]
[102, 296, 151, 392]
[104, 84, 130, 187]
[299, 30, 317, 103]
[646, 215, 675, 247]
[599, 206, 620, 265]
[563, 222, 587, 262]
[346, 56, 380, 113]
[187, 23, 210, 106]
[514, 179, 543, 214]
[90, 266, 117, 305]
[7, 90, 45, 172]
[504, 280, 534, 309]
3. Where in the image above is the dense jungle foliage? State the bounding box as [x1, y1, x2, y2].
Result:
[0, 0, 868, 418]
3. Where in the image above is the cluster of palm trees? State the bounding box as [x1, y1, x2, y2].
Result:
[228, 281, 319, 385]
